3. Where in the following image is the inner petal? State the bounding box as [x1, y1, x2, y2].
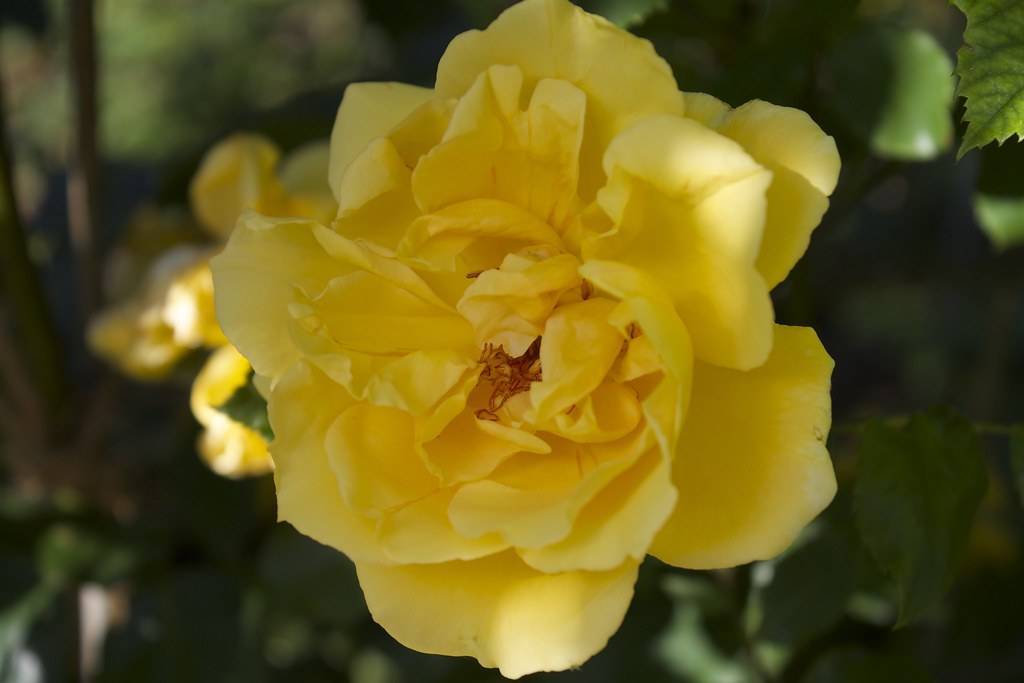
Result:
[398, 198, 563, 274]
[411, 64, 587, 229]
[457, 251, 581, 356]
[529, 297, 624, 422]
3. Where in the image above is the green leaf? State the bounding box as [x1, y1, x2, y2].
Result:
[953, 0, 1024, 156]
[975, 194, 1024, 249]
[218, 373, 273, 441]
[757, 527, 856, 647]
[825, 26, 954, 160]
[0, 583, 59, 669]
[973, 140, 1024, 249]
[580, 0, 667, 27]
[853, 410, 987, 626]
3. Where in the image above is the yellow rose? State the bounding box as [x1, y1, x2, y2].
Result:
[190, 345, 272, 478]
[190, 133, 336, 239]
[90, 134, 335, 476]
[89, 245, 220, 379]
[211, 0, 840, 676]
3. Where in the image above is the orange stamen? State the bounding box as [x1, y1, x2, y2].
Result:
[476, 339, 543, 420]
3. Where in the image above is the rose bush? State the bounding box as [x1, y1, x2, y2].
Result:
[211, 0, 841, 676]
[89, 134, 334, 477]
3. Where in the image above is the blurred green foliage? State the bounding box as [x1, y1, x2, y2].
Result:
[1, 0, 1024, 682]
[853, 411, 987, 626]
[220, 374, 274, 442]
[824, 26, 954, 160]
[5, 0, 379, 164]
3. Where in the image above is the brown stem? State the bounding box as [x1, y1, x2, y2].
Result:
[67, 0, 102, 320]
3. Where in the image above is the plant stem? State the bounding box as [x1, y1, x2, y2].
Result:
[0, 62, 66, 421]
[67, 0, 102, 320]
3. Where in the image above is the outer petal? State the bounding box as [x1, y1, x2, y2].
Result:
[328, 82, 435, 202]
[356, 553, 639, 679]
[687, 95, 841, 288]
[682, 92, 731, 128]
[519, 449, 676, 572]
[267, 361, 386, 563]
[651, 325, 837, 569]
[436, 0, 683, 197]
[210, 213, 340, 380]
[585, 115, 774, 370]
[325, 402, 439, 516]
[190, 134, 283, 240]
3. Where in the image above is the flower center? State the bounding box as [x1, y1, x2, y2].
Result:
[475, 338, 542, 421]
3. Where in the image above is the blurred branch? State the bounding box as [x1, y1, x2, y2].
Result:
[0, 307, 45, 441]
[713, 566, 777, 683]
[67, 0, 102, 319]
[779, 616, 890, 683]
[0, 66, 66, 423]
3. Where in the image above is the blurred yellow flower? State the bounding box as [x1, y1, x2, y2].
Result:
[212, 0, 840, 676]
[88, 245, 219, 380]
[89, 133, 335, 476]
[190, 345, 272, 478]
[190, 133, 336, 239]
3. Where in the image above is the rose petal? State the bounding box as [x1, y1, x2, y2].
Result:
[651, 325, 837, 569]
[356, 552, 639, 679]
[436, 0, 683, 198]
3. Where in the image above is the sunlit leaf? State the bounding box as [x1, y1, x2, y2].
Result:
[853, 410, 987, 626]
[973, 141, 1024, 249]
[953, 0, 1024, 156]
